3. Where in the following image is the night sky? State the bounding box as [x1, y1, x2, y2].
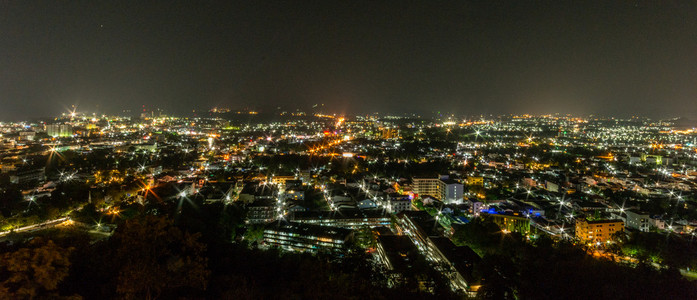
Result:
[2, 1, 696, 120]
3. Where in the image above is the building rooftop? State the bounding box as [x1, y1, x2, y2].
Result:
[581, 219, 624, 224]
[265, 221, 353, 240]
[377, 235, 420, 272]
[292, 209, 389, 220]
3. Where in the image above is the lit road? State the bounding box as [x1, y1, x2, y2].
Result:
[0, 217, 69, 237]
[274, 180, 286, 220]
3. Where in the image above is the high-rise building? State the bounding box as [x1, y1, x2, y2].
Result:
[412, 177, 442, 199]
[442, 179, 464, 204]
[46, 124, 73, 137]
[412, 176, 463, 204]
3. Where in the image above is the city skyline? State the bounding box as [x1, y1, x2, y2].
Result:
[6, 107, 697, 130]
[1, 104, 697, 298]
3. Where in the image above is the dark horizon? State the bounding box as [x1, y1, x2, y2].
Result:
[2, 1, 696, 121]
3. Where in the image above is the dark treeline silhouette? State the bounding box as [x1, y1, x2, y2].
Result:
[452, 218, 697, 300]
[1, 188, 457, 299]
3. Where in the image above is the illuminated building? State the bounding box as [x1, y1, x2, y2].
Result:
[386, 194, 412, 214]
[270, 175, 296, 185]
[246, 199, 276, 224]
[624, 210, 650, 232]
[441, 179, 463, 204]
[18, 131, 35, 141]
[640, 154, 662, 165]
[482, 212, 531, 234]
[429, 237, 480, 292]
[380, 127, 399, 139]
[46, 124, 73, 137]
[375, 234, 425, 288]
[395, 211, 438, 252]
[395, 211, 478, 292]
[575, 219, 624, 244]
[290, 210, 390, 229]
[282, 189, 305, 201]
[10, 168, 46, 184]
[412, 176, 463, 204]
[263, 222, 353, 254]
[376, 235, 419, 272]
[412, 177, 442, 199]
[0, 164, 17, 173]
